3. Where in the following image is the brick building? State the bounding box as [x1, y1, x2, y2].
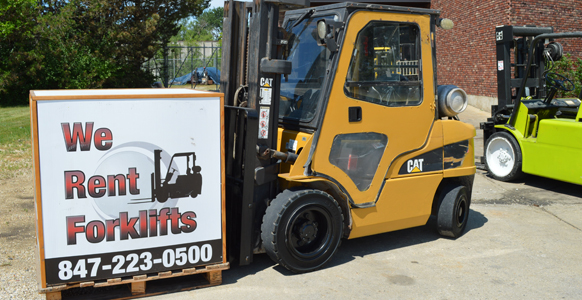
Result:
[431, 0, 582, 111]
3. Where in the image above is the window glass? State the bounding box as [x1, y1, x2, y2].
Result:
[345, 22, 421, 106]
[279, 15, 335, 122]
[329, 133, 388, 191]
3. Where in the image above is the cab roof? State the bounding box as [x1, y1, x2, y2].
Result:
[285, 1, 440, 17]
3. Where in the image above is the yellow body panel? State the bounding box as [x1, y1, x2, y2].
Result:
[387, 120, 443, 179]
[442, 120, 476, 145]
[349, 174, 441, 238]
[277, 128, 313, 175]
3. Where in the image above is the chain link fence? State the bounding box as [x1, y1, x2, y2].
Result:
[143, 43, 221, 88]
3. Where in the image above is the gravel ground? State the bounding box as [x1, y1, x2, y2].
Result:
[2, 170, 582, 300]
[0, 170, 44, 300]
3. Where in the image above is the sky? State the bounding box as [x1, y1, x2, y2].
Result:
[209, 0, 226, 9]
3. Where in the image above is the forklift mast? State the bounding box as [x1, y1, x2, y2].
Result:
[482, 25, 554, 147]
[495, 25, 554, 111]
[221, 0, 310, 266]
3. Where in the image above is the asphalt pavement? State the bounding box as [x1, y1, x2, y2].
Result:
[147, 106, 582, 300]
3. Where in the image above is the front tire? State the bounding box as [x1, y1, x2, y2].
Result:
[156, 187, 169, 203]
[485, 131, 524, 181]
[437, 185, 470, 238]
[261, 189, 343, 273]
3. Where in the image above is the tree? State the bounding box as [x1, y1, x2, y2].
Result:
[0, 0, 37, 38]
[0, 0, 210, 106]
[0, 0, 39, 105]
[173, 7, 224, 44]
[155, 7, 222, 86]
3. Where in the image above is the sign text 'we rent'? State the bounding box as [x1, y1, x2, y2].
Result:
[61, 122, 140, 200]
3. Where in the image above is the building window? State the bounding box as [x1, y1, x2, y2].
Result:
[345, 22, 422, 107]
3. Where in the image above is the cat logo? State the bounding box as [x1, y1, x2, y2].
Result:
[407, 158, 424, 173]
[260, 77, 273, 87]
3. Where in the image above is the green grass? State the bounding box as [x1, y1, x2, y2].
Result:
[0, 106, 32, 179]
[0, 106, 31, 144]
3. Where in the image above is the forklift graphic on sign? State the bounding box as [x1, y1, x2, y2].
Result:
[151, 149, 202, 203]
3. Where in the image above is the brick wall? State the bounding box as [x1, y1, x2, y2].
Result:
[510, 0, 582, 57]
[432, 0, 582, 98]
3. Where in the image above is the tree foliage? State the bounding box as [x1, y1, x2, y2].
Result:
[0, 0, 209, 106]
[0, 0, 39, 105]
[0, 0, 37, 38]
[173, 7, 224, 44]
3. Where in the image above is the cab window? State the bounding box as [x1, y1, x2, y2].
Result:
[279, 15, 335, 123]
[328, 133, 387, 191]
[345, 22, 421, 106]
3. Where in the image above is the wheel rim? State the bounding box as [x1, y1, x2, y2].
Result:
[486, 137, 515, 177]
[456, 195, 468, 228]
[286, 205, 333, 261]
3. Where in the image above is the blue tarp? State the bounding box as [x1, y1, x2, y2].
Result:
[170, 67, 221, 85]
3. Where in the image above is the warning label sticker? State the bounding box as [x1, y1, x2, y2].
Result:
[260, 78, 273, 105]
[259, 107, 269, 139]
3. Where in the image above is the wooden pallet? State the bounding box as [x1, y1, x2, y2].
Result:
[40, 262, 229, 300]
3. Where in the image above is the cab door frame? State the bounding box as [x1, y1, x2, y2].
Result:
[302, 9, 439, 208]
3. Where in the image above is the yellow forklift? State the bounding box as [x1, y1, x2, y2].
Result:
[221, 0, 476, 273]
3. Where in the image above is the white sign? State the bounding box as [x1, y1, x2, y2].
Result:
[31, 89, 224, 286]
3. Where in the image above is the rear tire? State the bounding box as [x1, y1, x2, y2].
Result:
[485, 131, 524, 181]
[437, 185, 470, 238]
[261, 189, 343, 273]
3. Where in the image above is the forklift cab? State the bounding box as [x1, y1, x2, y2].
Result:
[279, 5, 441, 210]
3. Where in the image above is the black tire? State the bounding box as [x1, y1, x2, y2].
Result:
[484, 131, 524, 181]
[261, 189, 343, 273]
[156, 187, 168, 203]
[437, 185, 470, 238]
[190, 174, 202, 198]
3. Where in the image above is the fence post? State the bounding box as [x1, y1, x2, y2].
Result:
[191, 46, 194, 88]
[213, 43, 218, 68]
[162, 45, 169, 88]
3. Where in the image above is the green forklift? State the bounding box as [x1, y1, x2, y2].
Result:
[482, 26, 582, 184]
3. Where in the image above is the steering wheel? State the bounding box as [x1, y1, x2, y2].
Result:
[546, 72, 575, 92]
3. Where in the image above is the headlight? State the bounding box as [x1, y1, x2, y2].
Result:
[437, 18, 454, 30]
[317, 20, 328, 41]
[437, 85, 468, 118]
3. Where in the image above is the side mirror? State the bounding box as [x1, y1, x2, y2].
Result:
[316, 19, 340, 52]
